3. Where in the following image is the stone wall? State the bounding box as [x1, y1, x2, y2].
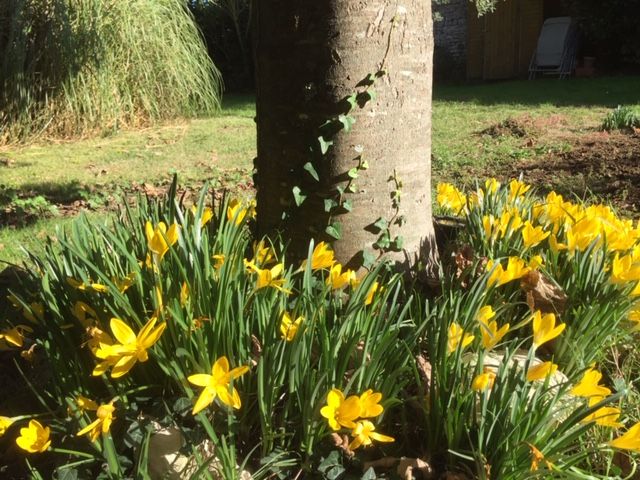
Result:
[433, 0, 468, 81]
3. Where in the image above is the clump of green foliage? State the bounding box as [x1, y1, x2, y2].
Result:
[2, 177, 640, 478]
[601, 106, 640, 132]
[0, 0, 221, 144]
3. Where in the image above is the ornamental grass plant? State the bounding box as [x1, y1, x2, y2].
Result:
[0, 0, 221, 144]
[1, 177, 640, 478]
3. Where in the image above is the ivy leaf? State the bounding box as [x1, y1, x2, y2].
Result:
[345, 94, 357, 110]
[324, 198, 338, 213]
[356, 90, 376, 107]
[292, 186, 306, 206]
[373, 217, 388, 231]
[303, 162, 319, 181]
[335, 185, 345, 195]
[395, 215, 406, 226]
[341, 199, 353, 212]
[325, 222, 342, 240]
[374, 230, 391, 250]
[392, 235, 404, 251]
[346, 184, 357, 193]
[347, 168, 359, 179]
[360, 160, 369, 170]
[318, 136, 333, 155]
[338, 114, 356, 133]
[57, 469, 79, 480]
[361, 468, 377, 480]
[362, 249, 377, 269]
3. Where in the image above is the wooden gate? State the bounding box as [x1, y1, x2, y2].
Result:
[467, 0, 544, 80]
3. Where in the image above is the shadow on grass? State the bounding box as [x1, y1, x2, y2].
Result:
[434, 76, 640, 108]
[0, 180, 92, 228]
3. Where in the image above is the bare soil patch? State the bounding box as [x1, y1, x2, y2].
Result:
[511, 131, 640, 215]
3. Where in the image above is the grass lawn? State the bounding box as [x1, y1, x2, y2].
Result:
[1, 76, 639, 264]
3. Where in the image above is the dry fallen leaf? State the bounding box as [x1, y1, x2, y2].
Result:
[330, 433, 355, 458]
[521, 270, 567, 315]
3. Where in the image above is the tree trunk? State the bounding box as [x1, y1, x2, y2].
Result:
[255, 1, 437, 277]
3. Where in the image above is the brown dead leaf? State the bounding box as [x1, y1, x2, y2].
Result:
[251, 334, 262, 367]
[416, 354, 432, 386]
[521, 270, 567, 315]
[363, 456, 434, 480]
[330, 433, 354, 458]
[141, 183, 165, 197]
[397, 457, 433, 480]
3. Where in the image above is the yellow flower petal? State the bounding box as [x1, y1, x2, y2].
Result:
[110, 318, 136, 345]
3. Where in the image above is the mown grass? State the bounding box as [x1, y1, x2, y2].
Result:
[2, 76, 639, 264]
[432, 76, 640, 181]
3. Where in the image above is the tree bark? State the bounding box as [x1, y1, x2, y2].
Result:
[255, 1, 437, 277]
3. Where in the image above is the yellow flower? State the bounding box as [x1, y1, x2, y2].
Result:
[484, 178, 500, 194]
[246, 262, 290, 293]
[570, 367, 611, 398]
[85, 326, 113, 355]
[472, 370, 496, 391]
[498, 209, 523, 238]
[188, 356, 249, 414]
[349, 420, 394, 450]
[476, 305, 496, 324]
[0, 416, 14, 436]
[145, 221, 179, 263]
[629, 307, 640, 331]
[528, 255, 544, 270]
[447, 323, 474, 354]
[76, 395, 99, 412]
[23, 302, 44, 322]
[302, 241, 335, 271]
[77, 402, 115, 442]
[483, 215, 497, 239]
[180, 282, 189, 307]
[0, 324, 33, 348]
[609, 421, 640, 452]
[327, 263, 357, 290]
[72, 301, 97, 327]
[582, 399, 623, 428]
[251, 240, 275, 267]
[92, 317, 166, 378]
[67, 277, 109, 293]
[320, 389, 361, 431]
[437, 183, 467, 215]
[532, 311, 565, 349]
[359, 390, 384, 418]
[479, 320, 510, 350]
[227, 199, 248, 225]
[508, 179, 531, 202]
[190, 205, 214, 227]
[212, 254, 225, 270]
[528, 443, 553, 471]
[280, 312, 303, 341]
[526, 361, 558, 381]
[486, 257, 531, 287]
[611, 253, 640, 284]
[548, 234, 567, 253]
[364, 281, 380, 306]
[15, 420, 51, 453]
[112, 272, 136, 293]
[522, 221, 550, 248]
